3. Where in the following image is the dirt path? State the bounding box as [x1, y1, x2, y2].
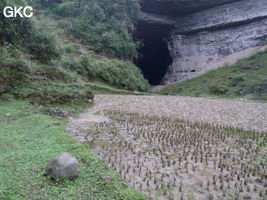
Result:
[69, 95, 267, 133]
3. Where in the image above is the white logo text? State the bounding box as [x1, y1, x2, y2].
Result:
[3, 6, 33, 18]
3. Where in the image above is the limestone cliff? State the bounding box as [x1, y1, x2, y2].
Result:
[139, 0, 267, 84]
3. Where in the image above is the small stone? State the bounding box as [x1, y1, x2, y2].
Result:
[88, 99, 94, 103]
[0, 87, 6, 93]
[41, 108, 70, 117]
[242, 94, 257, 100]
[0, 118, 8, 123]
[101, 174, 114, 183]
[45, 152, 80, 180]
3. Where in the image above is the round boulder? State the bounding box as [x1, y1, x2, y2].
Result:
[45, 152, 80, 180]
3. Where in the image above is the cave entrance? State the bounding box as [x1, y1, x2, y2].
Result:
[134, 23, 173, 85]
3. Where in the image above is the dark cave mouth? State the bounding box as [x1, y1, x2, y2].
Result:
[135, 25, 173, 85]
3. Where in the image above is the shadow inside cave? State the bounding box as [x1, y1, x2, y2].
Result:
[134, 22, 173, 85]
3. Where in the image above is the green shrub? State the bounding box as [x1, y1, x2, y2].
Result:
[54, 0, 140, 60]
[209, 85, 229, 95]
[0, 45, 29, 94]
[248, 82, 267, 93]
[64, 57, 149, 91]
[230, 73, 245, 87]
[24, 83, 93, 105]
[64, 43, 79, 54]
[35, 65, 74, 82]
[26, 21, 61, 63]
[34, 0, 63, 7]
[63, 57, 87, 77]
[54, 1, 79, 17]
[0, 0, 60, 63]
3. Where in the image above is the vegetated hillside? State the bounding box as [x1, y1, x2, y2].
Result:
[0, 99, 146, 200]
[160, 50, 267, 101]
[0, 1, 147, 199]
[0, 0, 149, 105]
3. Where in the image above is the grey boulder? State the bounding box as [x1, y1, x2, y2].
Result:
[45, 152, 80, 180]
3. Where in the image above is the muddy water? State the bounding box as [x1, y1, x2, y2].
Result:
[70, 111, 267, 200]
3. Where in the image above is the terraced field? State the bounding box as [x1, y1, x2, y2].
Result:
[68, 95, 267, 200]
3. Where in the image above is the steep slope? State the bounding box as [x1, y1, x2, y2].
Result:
[0, 0, 149, 105]
[159, 50, 267, 101]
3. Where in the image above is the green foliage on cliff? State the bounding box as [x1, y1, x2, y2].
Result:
[35, 0, 140, 60]
[160, 50, 267, 101]
[0, 0, 61, 63]
[64, 57, 148, 91]
[0, 45, 29, 93]
[0, 0, 63, 99]
[0, 44, 94, 104]
[0, 0, 148, 100]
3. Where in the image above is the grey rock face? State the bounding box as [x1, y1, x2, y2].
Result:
[163, 18, 267, 83]
[139, 0, 243, 26]
[162, 0, 267, 83]
[139, 0, 267, 84]
[45, 153, 80, 180]
[173, 0, 267, 34]
[139, 11, 176, 26]
[141, 0, 241, 16]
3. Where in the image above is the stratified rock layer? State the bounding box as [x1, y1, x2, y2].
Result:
[163, 19, 267, 82]
[140, 0, 240, 16]
[139, 0, 267, 83]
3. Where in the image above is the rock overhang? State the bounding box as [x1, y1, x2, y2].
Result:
[136, 0, 267, 84]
